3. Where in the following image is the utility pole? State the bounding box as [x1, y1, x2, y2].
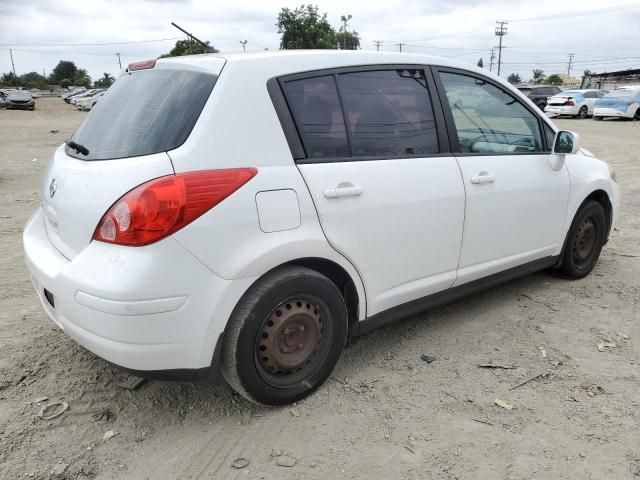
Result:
[495, 21, 508, 76]
[239, 40, 247, 53]
[489, 49, 496, 72]
[373, 40, 383, 51]
[340, 14, 352, 50]
[398, 43, 405, 52]
[567, 53, 575, 76]
[9, 48, 18, 86]
[115, 52, 122, 70]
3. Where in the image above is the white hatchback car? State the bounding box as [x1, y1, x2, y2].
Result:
[24, 51, 619, 405]
[544, 89, 606, 119]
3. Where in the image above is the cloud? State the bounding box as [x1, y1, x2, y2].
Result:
[1, 0, 639, 81]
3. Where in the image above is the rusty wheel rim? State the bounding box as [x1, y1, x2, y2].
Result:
[255, 296, 331, 387]
[573, 215, 598, 267]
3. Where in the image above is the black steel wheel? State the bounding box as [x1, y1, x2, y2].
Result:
[553, 200, 607, 279]
[221, 266, 348, 405]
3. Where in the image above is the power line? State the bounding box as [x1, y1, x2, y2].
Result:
[509, 2, 640, 23]
[0, 37, 182, 47]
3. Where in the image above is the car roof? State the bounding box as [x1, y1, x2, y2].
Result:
[155, 50, 490, 77]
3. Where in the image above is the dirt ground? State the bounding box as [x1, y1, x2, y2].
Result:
[1, 98, 639, 480]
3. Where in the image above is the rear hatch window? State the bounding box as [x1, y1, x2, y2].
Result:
[67, 69, 217, 161]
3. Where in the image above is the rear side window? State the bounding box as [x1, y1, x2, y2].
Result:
[281, 68, 439, 160]
[338, 70, 438, 156]
[282, 76, 349, 159]
[67, 69, 216, 161]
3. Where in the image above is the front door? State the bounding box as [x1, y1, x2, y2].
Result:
[280, 68, 465, 316]
[435, 69, 571, 285]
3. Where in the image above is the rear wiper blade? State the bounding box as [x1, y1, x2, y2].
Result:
[65, 139, 90, 156]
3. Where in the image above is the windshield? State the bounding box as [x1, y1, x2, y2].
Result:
[67, 69, 217, 161]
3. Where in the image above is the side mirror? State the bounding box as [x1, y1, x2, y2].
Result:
[553, 131, 581, 155]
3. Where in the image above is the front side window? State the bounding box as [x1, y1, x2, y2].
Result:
[439, 72, 544, 154]
[282, 75, 349, 159]
[337, 70, 439, 156]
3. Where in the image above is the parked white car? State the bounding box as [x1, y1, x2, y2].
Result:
[593, 87, 640, 120]
[23, 52, 619, 405]
[544, 89, 606, 118]
[76, 90, 105, 111]
[70, 89, 101, 105]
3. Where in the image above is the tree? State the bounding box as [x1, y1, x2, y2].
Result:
[94, 72, 115, 88]
[276, 4, 337, 49]
[532, 69, 546, 84]
[160, 39, 219, 58]
[19, 72, 48, 90]
[547, 74, 563, 86]
[0, 72, 18, 87]
[477, 58, 484, 68]
[49, 60, 78, 84]
[507, 73, 521, 84]
[46, 60, 91, 87]
[338, 27, 360, 50]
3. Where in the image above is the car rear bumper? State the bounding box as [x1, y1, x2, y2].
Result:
[545, 105, 580, 116]
[23, 208, 256, 374]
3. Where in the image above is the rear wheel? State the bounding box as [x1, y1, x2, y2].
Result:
[634, 108, 640, 121]
[578, 106, 588, 119]
[221, 266, 348, 405]
[553, 200, 607, 279]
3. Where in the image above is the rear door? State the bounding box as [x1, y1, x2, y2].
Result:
[434, 68, 570, 285]
[279, 66, 465, 316]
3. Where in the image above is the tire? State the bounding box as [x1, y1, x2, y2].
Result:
[553, 200, 607, 279]
[221, 266, 348, 405]
[538, 102, 547, 111]
[578, 106, 588, 119]
[634, 108, 640, 121]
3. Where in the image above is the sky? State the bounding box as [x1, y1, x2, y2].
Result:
[2, 0, 640, 83]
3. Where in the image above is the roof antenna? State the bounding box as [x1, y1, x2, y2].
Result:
[170, 22, 216, 53]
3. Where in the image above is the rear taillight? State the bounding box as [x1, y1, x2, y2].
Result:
[93, 169, 257, 246]
[566, 100, 575, 106]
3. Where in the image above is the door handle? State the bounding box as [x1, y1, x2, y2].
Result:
[323, 184, 363, 199]
[470, 171, 495, 184]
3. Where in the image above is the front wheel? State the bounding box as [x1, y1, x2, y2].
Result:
[553, 200, 607, 279]
[221, 266, 348, 405]
[634, 108, 640, 121]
